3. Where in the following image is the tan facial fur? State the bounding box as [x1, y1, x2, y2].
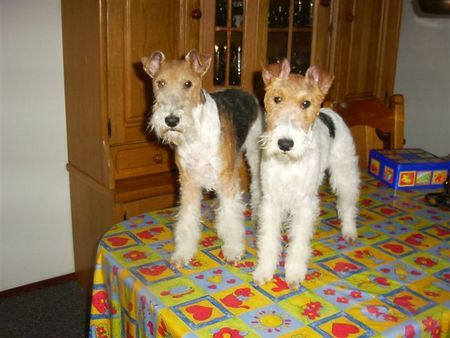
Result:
[262, 59, 334, 133]
[151, 59, 205, 112]
[142, 49, 212, 145]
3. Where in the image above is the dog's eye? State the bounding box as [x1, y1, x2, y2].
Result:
[301, 100, 311, 109]
[273, 96, 282, 104]
[184, 80, 192, 89]
[157, 80, 166, 88]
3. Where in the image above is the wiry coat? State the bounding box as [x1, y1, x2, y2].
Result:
[253, 60, 359, 288]
[142, 50, 263, 266]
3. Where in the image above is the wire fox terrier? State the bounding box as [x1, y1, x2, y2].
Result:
[252, 59, 360, 289]
[142, 49, 263, 267]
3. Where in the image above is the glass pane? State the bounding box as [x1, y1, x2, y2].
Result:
[291, 32, 312, 74]
[293, 0, 314, 27]
[229, 32, 243, 85]
[268, 0, 290, 28]
[215, 0, 228, 27]
[231, 0, 244, 28]
[267, 32, 288, 64]
[214, 31, 227, 85]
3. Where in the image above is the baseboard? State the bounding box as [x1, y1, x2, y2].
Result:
[0, 273, 77, 298]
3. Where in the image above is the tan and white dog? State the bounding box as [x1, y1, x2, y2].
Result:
[142, 49, 263, 267]
[253, 59, 360, 288]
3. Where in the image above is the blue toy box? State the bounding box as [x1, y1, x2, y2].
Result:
[368, 148, 450, 189]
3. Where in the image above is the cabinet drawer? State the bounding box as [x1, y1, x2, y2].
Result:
[116, 193, 177, 221]
[111, 143, 174, 180]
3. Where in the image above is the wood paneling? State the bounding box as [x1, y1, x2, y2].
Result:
[328, 0, 402, 103]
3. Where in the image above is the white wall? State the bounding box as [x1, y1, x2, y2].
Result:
[1, 0, 73, 291]
[395, 0, 450, 156]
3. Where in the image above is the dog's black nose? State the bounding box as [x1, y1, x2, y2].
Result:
[278, 138, 294, 152]
[165, 115, 180, 128]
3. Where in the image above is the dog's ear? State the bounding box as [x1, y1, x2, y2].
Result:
[185, 49, 211, 77]
[262, 58, 290, 85]
[142, 51, 165, 78]
[262, 63, 279, 85]
[305, 65, 334, 94]
[279, 58, 291, 80]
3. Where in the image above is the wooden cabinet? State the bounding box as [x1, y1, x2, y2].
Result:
[62, 0, 200, 287]
[62, 0, 402, 288]
[327, 0, 403, 103]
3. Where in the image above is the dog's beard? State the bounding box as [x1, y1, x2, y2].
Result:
[148, 113, 185, 146]
[259, 128, 312, 162]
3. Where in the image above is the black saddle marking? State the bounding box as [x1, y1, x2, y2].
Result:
[211, 89, 260, 149]
[318, 112, 336, 139]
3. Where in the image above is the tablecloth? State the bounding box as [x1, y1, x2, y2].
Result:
[89, 173, 450, 337]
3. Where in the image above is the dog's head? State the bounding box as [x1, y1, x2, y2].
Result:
[142, 49, 211, 145]
[260, 59, 334, 161]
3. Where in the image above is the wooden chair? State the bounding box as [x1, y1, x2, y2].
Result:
[324, 95, 405, 170]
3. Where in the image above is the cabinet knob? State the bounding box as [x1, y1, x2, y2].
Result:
[191, 9, 202, 20]
[153, 153, 163, 164]
[320, 0, 331, 7]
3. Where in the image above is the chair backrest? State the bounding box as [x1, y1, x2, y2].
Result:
[324, 95, 405, 169]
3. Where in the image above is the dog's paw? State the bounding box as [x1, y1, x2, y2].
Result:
[222, 245, 244, 265]
[252, 266, 274, 286]
[342, 227, 358, 245]
[285, 262, 307, 290]
[170, 252, 193, 269]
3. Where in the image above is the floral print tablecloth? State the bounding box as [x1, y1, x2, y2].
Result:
[90, 173, 450, 337]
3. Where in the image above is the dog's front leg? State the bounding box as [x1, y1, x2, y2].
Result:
[216, 175, 246, 264]
[252, 198, 282, 286]
[171, 169, 202, 268]
[284, 198, 319, 289]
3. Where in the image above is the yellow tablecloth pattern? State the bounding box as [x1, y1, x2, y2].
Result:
[89, 173, 450, 337]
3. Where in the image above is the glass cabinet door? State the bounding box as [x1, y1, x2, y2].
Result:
[213, 0, 245, 86]
[267, 0, 314, 74]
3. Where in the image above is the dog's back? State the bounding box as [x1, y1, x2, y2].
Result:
[211, 89, 261, 150]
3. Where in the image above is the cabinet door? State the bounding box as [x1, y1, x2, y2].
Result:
[328, 0, 402, 102]
[201, 0, 263, 92]
[107, 0, 198, 145]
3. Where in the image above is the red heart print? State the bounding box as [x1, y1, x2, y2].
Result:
[380, 207, 396, 216]
[213, 269, 223, 274]
[226, 279, 236, 284]
[331, 322, 360, 337]
[208, 285, 217, 290]
[380, 268, 390, 273]
[107, 236, 128, 247]
[137, 230, 153, 239]
[139, 265, 166, 276]
[186, 305, 213, 321]
[383, 243, 404, 254]
[195, 275, 205, 279]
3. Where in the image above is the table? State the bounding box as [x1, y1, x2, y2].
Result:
[89, 173, 450, 337]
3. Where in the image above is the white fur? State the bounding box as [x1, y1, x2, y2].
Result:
[253, 108, 359, 288]
[152, 90, 263, 266]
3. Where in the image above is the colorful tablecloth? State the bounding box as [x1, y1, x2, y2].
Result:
[89, 173, 450, 337]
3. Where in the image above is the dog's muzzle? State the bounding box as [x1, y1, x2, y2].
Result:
[165, 115, 180, 128]
[278, 138, 294, 152]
